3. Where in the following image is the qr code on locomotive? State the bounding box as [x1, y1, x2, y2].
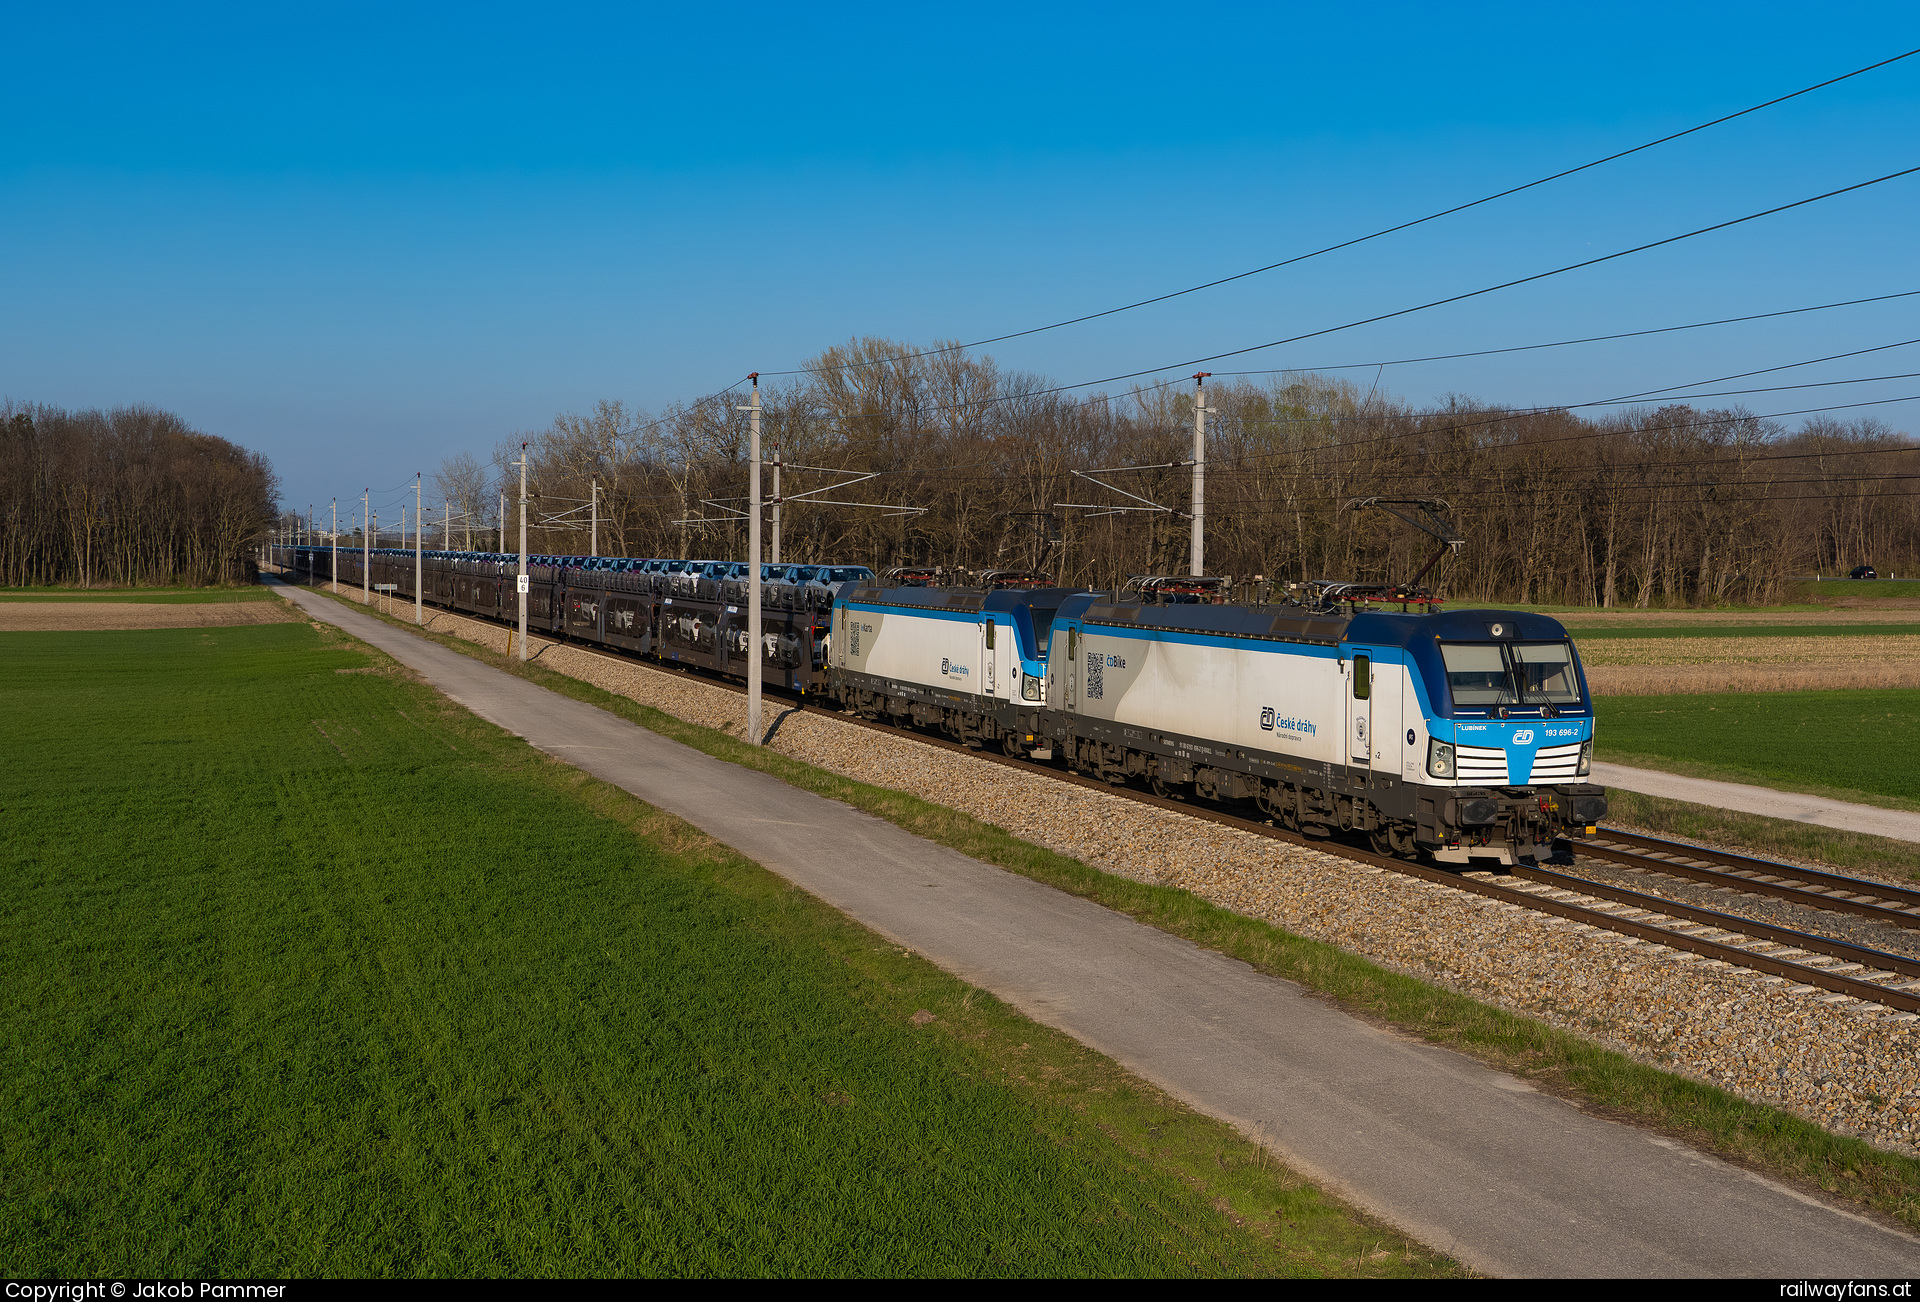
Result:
[1085, 651, 1103, 699]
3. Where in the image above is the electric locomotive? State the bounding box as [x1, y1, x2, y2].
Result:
[1040, 581, 1606, 864]
[273, 526, 1607, 864]
[829, 570, 1068, 754]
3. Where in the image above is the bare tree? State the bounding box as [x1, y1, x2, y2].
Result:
[435, 452, 489, 551]
[473, 339, 1917, 606]
[0, 403, 277, 587]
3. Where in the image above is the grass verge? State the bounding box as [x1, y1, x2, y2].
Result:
[1601, 788, 1920, 886]
[292, 583, 1920, 1235]
[1785, 580, 1920, 603]
[1, 621, 1455, 1278]
[1595, 691, 1920, 813]
[1454, 600, 1836, 616]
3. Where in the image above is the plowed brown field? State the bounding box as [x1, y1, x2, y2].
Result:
[0, 601, 299, 631]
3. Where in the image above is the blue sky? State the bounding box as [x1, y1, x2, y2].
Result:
[4, 2, 1918, 514]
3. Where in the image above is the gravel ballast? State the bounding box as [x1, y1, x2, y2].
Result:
[305, 585, 1920, 1157]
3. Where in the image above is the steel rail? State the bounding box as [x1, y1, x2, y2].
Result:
[306, 571, 1920, 1014]
[1510, 865, 1920, 981]
[814, 708, 1920, 1012]
[1581, 828, 1920, 916]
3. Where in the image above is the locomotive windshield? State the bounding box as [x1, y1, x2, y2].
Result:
[1025, 605, 1060, 661]
[1440, 641, 1583, 707]
[1510, 642, 1581, 704]
[1441, 644, 1514, 704]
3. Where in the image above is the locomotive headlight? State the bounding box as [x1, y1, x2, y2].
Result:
[1022, 677, 1041, 701]
[1577, 739, 1592, 776]
[1427, 739, 1455, 779]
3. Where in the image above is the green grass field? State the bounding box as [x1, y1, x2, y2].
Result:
[1596, 689, 1920, 807]
[0, 623, 1446, 1278]
[1452, 600, 1839, 616]
[1784, 579, 1920, 602]
[301, 584, 1920, 1235]
[0, 587, 274, 603]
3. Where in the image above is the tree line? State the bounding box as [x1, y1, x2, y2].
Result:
[440, 337, 1916, 607]
[1, 403, 279, 588]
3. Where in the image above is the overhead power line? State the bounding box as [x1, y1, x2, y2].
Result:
[757, 163, 1920, 435]
[610, 292, 1920, 489]
[1023, 164, 1920, 402]
[766, 46, 1920, 378]
[1221, 484, 1920, 519]
[844, 385, 1920, 494]
[1207, 289, 1920, 379]
[829, 332, 1920, 486]
[1225, 392, 1920, 481]
[1598, 337, 1920, 404]
[1563, 366, 1920, 411]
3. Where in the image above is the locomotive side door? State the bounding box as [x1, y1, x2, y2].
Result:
[1056, 624, 1078, 711]
[979, 617, 997, 697]
[1344, 646, 1374, 783]
[1066, 625, 1078, 710]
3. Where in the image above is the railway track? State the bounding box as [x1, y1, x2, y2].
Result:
[626, 648, 1920, 1015]
[315, 579, 1920, 1017]
[1569, 829, 1920, 925]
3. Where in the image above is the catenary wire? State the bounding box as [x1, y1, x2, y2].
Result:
[743, 163, 1920, 437]
[963, 165, 1920, 407]
[479, 387, 1920, 514]
[1597, 337, 1920, 403]
[424, 340, 1920, 511]
[809, 338, 1920, 486]
[1203, 289, 1920, 377]
[624, 312, 1920, 485]
[758, 47, 1920, 378]
[476, 297, 1920, 503]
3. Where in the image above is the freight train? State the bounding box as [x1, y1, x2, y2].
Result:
[275, 544, 1607, 866]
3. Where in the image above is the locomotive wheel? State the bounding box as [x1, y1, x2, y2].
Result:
[1001, 734, 1027, 759]
[1368, 829, 1396, 857]
[1149, 775, 1174, 800]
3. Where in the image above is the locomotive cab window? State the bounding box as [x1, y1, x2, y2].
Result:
[1352, 655, 1370, 700]
[1440, 643, 1517, 705]
[985, 621, 996, 649]
[1440, 641, 1584, 707]
[1026, 606, 1060, 661]
[1511, 642, 1582, 705]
